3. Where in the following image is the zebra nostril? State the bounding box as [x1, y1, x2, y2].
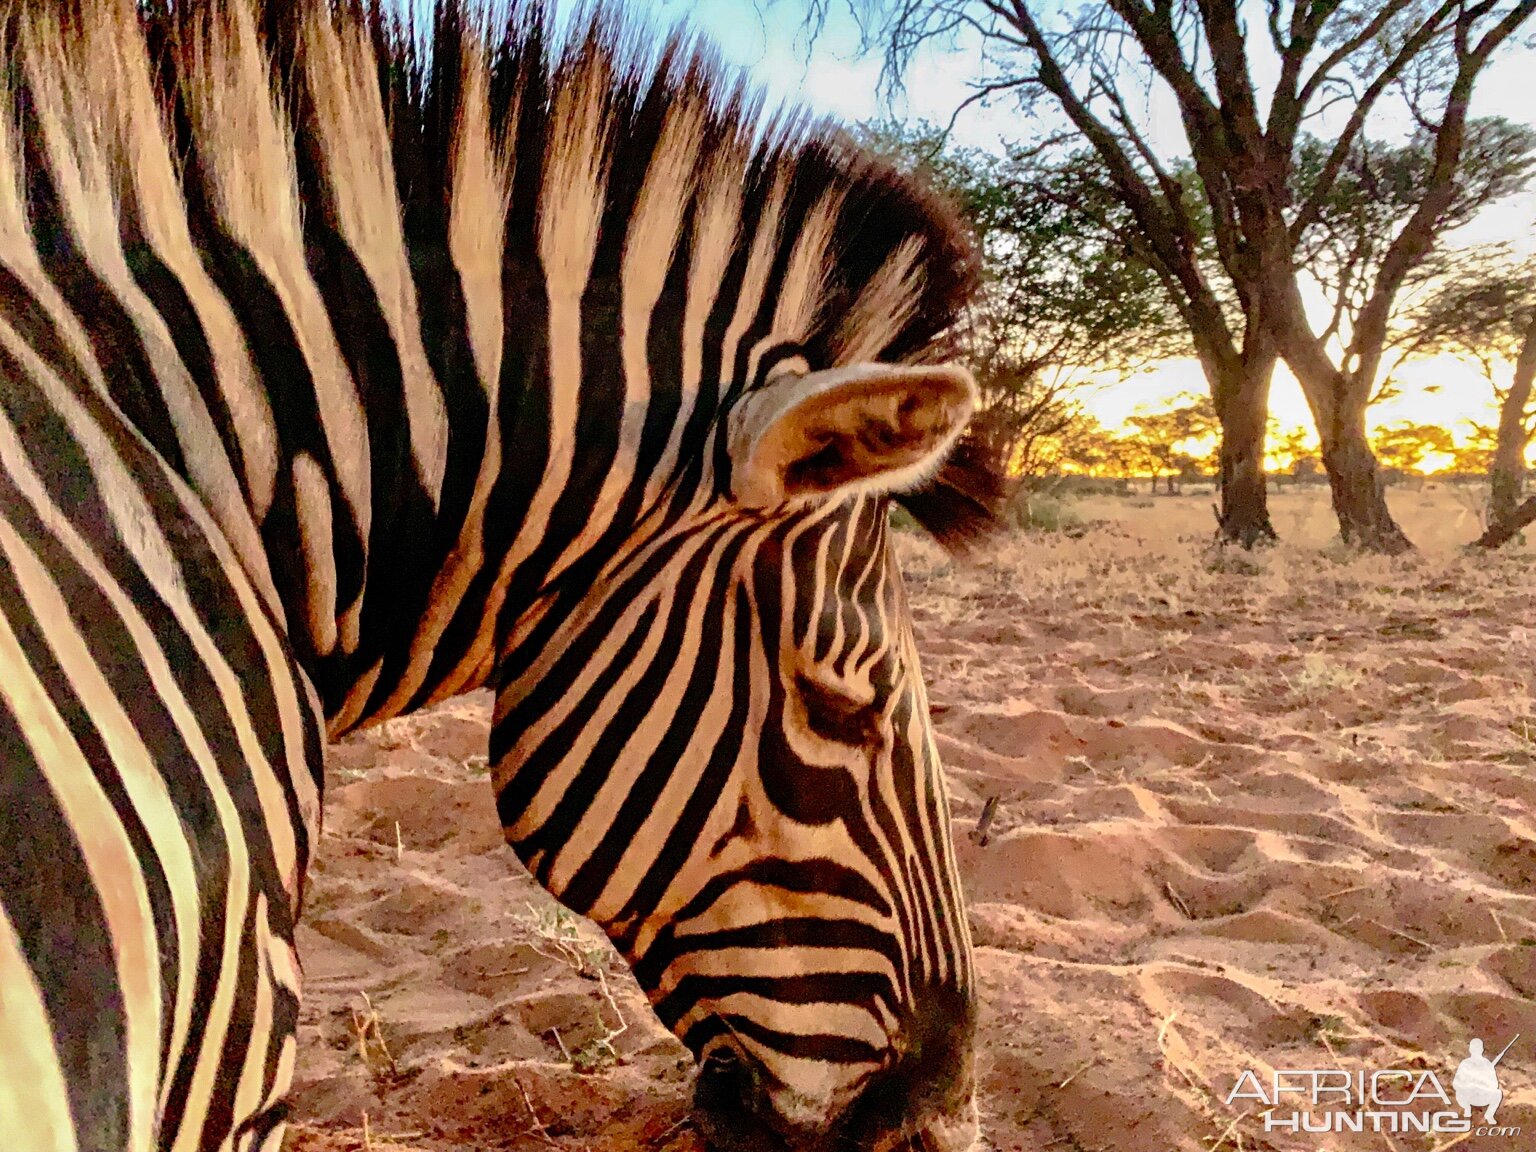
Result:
[702, 1044, 741, 1078]
[692, 1044, 791, 1151]
[695, 1043, 745, 1106]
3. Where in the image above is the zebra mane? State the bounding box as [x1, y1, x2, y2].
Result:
[3, 0, 1003, 548]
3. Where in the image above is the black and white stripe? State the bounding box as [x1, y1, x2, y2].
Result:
[0, 2, 999, 1149]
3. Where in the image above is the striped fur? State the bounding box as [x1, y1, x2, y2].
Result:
[0, 1, 996, 1149]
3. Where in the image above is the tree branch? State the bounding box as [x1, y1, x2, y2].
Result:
[1001, 1, 1224, 314]
[1294, 0, 1423, 115]
[1348, 0, 1536, 395]
[1288, 1, 1460, 243]
[1101, 0, 1250, 273]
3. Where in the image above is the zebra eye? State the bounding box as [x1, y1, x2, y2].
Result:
[795, 672, 881, 747]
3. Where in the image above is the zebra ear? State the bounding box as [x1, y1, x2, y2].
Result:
[728, 362, 978, 509]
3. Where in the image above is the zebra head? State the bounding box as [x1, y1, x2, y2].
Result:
[493, 360, 981, 1150]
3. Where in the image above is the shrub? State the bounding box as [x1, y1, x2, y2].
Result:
[1008, 492, 1083, 534]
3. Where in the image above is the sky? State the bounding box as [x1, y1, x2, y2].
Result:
[609, 0, 1536, 448]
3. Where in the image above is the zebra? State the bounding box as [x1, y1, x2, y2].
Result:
[0, 1, 1003, 1149]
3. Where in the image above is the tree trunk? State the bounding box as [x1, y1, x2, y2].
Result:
[1271, 287, 1414, 553]
[1279, 366, 1414, 552]
[1489, 455, 1525, 528]
[1487, 318, 1536, 530]
[1213, 356, 1277, 547]
[1474, 496, 1536, 549]
[1319, 423, 1413, 554]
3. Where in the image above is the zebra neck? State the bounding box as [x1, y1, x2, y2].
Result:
[82, 228, 488, 734]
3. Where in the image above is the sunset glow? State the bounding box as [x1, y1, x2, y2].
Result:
[1094, 354, 1524, 468]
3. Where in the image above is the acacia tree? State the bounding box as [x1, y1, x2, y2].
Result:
[1294, 120, 1536, 388]
[797, 0, 1536, 550]
[1447, 423, 1499, 475]
[855, 121, 1183, 483]
[1270, 423, 1323, 484]
[1125, 393, 1220, 492]
[1052, 412, 1137, 480]
[1397, 244, 1536, 544]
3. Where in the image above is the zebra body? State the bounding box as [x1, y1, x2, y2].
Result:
[0, 2, 994, 1149]
[0, 309, 319, 1150]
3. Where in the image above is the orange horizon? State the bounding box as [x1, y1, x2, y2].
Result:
[1075, 352, 1532, 476]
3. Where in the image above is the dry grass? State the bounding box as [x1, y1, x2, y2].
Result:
[349, 992, 399, 1083]
[511, 902, 630, 1073]
[902, 486, 1532, 641]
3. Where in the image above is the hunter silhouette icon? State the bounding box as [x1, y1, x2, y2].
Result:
[1453, 1035, 1518, 1124]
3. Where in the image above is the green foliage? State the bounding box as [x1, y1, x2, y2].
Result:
[975, 142, 1192, 373]
[1269, 424, 1322, 482]
[1397, 243, 1536, 390]
[855, 121, 1186, 481]
[1006, 492, 1083, 534]
[1295, 120, 1536, 267]
[1395, 243, 1536, 525]
[1050, 413, 1136, 478]
[1447, 424, 1499, 475]
[1295, 120, 1536, 361]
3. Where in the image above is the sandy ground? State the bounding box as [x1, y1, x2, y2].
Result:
[284, 487, 1536, 1152]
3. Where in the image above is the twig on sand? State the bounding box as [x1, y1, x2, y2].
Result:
[1207, 1109, 1252, 1152]
[1065, 754, 1100, 778]
[1432, 1130, 1475, 1152]
[1369, 920, 1433, 951]
[548, 1026, 571, 1062]
[1165, 882, 1193, 919]
[350, 992, 398, 1081]
[653, 1116, 695, 1148]
[285, 1121, 424, 1148]
[594, 963, 630, 1055]
[1156, 1011, 1179, 1054]
[1321, 883, 1370, 900]
[1057, 1058, 1097, 1089]
[972, 796, 999, 847]
[1320, 1031, 1342, 1069]
[1155, 1011, 1205, 1093]
[514, 1076, 561, 1149]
